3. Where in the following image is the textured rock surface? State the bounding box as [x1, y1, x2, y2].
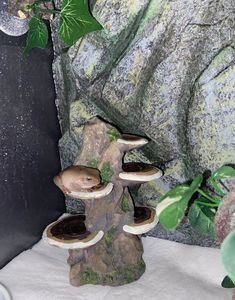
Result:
[51, 0, 235, 246]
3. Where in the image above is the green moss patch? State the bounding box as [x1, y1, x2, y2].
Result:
[121, 194, 130, 212]
[81, 260, 146, 286]
[104, 226, 117, 248]
[81, 268, 100, 285]
[86, 159, 99, 168]
[107, 128, 121, 142]
[100, 161, 114, 183]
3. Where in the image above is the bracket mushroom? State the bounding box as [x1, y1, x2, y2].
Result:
[119, 162, 163, 183]
[43, 215, 104, 250]
[123, 207, 158, 235]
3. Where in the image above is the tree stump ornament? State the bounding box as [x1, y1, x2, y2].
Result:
[43, 118, 162, 286]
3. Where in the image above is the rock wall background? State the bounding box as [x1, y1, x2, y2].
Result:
[52, 0, 235, 246]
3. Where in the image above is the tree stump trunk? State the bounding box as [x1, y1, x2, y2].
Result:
[44, 117, 162, 286]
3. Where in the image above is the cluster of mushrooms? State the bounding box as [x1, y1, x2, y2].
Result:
[42, 118, 162, 286]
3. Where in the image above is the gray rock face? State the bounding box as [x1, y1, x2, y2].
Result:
[52, 0, 235, 246]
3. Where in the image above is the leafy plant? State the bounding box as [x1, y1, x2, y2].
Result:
[24, 0, 103, 52]
[156, 166, 235, 238]
[187, 200, 216, 239]
[24, 15, 49, 53]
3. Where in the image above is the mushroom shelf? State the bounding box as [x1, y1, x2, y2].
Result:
[44, 118, 162, 287]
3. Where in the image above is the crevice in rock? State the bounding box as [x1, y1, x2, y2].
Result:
[187, 12, 234, 27]
[212, 61, 235, 81]
[183, 43, 234, 175]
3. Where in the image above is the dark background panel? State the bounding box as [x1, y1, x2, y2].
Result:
[0, 30, 65, 268]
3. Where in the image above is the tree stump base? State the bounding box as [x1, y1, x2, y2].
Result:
[69, 233, 145, 286]
[43, 117, 162, 286]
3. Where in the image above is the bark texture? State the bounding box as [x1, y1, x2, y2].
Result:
[67, 118, 147, 286]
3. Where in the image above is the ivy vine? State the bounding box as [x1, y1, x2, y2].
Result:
[24, 0, 103, 52]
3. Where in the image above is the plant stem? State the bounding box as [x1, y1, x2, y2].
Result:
[209, 179, 225, 197]
[219, 180, 230, 192]
[37, 8, 61, 14]
[196, 188, 220, 204]
[34, 0, 54, 5]
[195, 201, 219, 208]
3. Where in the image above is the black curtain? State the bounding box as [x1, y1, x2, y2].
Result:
[0, 30, 65, 268]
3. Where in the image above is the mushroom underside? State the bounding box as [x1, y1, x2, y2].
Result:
[123, 207, 158, 235]
[43, 215, 104, 249]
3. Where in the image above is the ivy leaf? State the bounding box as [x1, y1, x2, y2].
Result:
[157, 175, 203, 230]
[210, 166, 235, 181]
[24, 16, 49, 53]
[188, 200, 216, 239]
[221, 229, 235, 282]
[59, 0, 103, 46]
[221, 276, 235, 288]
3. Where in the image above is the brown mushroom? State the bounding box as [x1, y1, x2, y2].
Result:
[43, 215, 104, 249]
[123, 207, 158, 235]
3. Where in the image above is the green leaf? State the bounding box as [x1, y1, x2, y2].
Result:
[157, 176, 203, 230]
[158, 197, 189, 229]
[157, 185, 191, 229]
[188, 201, 216, 239]
[189, 175, 203, 192]
[59, 0, 103, 46]
[24, 16, 49, 53]
[221, 229, 235, 282]
[210, 166, 235, 181]
[221, 276, 235, 288]
[159, 185, 190, 202]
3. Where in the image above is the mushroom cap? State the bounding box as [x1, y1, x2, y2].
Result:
[117, 134, 148, 146]
[43, 215, 104, 249]
[119, 163, 162, 182]
[123, 207, 158, 235]
[68, 182, 114, 199]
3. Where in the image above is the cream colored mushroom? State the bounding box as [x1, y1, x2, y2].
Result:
[123, 207, 158, 235]
[43, 215, 104, 250]
[117, 134, 148, 146]
[68, 182, 114, 199]
[119, 163, 162, 182]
